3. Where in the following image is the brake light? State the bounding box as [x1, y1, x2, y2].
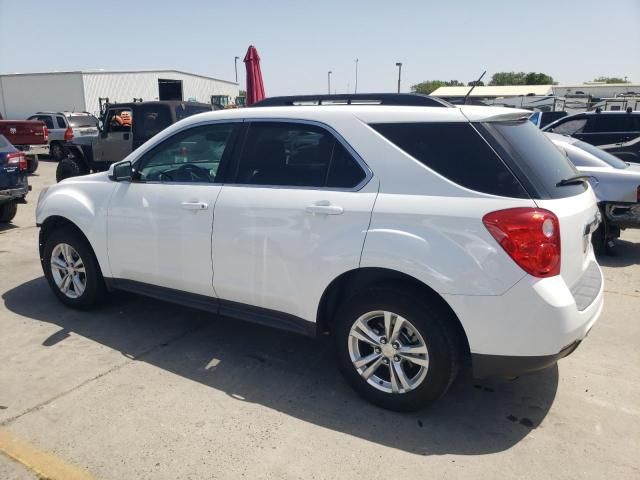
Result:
[6, 152, 28, 171]
[44, 126, 49, 141]
[64, 127, 74, 142]
[483, 208, 561, 278]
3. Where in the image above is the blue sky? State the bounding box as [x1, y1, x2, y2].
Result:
[1, 0, 639, 95]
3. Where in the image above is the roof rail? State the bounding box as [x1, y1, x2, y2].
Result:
[252, 93, 452, 108]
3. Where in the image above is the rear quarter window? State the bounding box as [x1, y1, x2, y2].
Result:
[370, 122, 528, 198]
[480, 120, 586, 199]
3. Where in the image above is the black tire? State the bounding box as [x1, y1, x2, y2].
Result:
[50, 142, 66, 161]
[0, 201, 18, 223]
[56, 156, 88, 182]
[333, 287, 462, 412]
[27, 156, 39, 174]
[42, 227, 106, 309]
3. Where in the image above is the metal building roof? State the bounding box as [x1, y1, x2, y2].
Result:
[431, 85, 554, 97]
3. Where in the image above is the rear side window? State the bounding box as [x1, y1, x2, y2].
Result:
[586, 115, 630, 133]
[371, 122, 527, 198]
[56, 117, 67, 128]
[32, 115, 54, 129]
[482, 120, 586, 199]
[235, 122, 366, 189]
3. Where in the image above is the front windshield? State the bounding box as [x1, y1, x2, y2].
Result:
[574, 140, 628, 169]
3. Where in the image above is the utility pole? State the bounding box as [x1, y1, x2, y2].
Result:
[395, 62, 403, 93]
[328, 71, 332, 94]
[355, 58, 359, 93]
[234, 56, 240, 83]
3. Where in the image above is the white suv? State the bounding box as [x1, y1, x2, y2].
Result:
[36, 98, 604, 411]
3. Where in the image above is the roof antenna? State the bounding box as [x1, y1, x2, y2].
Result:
[464, 70, 486, 105]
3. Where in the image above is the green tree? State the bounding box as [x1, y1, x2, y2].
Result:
[489, 71, 555, 85]
[239, 90, 247, 97]
[411, 80, 464, 95]
[592, 76, 629, 84]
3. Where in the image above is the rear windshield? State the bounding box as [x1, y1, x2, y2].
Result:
[574, 140, 628, 169]
[0, 135, 9, 148]
[69, 115, 98, 128]
[480, 120, 587, 199]
[175, 104, 212, 120]
[370, 122, 528, 198]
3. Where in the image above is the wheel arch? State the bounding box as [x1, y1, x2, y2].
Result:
[316, 267, 470, 357]
[39, 215, 91, 259]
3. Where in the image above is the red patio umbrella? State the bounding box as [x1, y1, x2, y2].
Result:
[244, 45, 265, 106]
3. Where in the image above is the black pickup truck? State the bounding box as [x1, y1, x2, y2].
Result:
[0, 134, 30, 223]
[57, 101, 215, 182]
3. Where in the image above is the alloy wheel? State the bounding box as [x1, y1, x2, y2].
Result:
[50, 243, 87, 299]
[348, 310, 429, 394]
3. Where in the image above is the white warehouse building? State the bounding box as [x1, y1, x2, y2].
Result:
[0, 70, 239, 119]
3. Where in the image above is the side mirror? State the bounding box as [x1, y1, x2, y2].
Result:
[109, 161, 133, 182]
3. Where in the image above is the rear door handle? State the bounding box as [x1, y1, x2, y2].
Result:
[305, 202, 343, 215]
[181, 201, 209, 211]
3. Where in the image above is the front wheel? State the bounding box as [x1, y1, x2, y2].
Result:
[333, 288, 462, 411]
[42, 228, 106, 309]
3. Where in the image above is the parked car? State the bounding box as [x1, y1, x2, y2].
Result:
[542, 110, 640, 146]
[528, 111, 568, 129]
[0, 134, 29, 223]
[0, 116, 48, 173]
[56, 101, 214, 182]
[27, 112, 99, 161]
[37, 100, 604, 411]
[598, 136, 640, 164]
[547, 132, 640, 254]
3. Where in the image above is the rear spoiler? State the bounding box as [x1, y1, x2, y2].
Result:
[460, 108, 531, 123]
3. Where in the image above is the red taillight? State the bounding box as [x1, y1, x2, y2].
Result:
[64, 127, 74, 142]
[6, 152, 28, 171]
[44, 126, 49, 141]
[483, 207, 561, 278]
[637, 186, 640, 203]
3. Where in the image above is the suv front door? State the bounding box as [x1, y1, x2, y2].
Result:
[107, 122, 240, 296]
[211, 120, 377, 325]
[97, 107, 134, 163]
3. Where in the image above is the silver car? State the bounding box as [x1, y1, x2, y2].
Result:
[547, 132, 640, 254]
[27, 112, 99, 161]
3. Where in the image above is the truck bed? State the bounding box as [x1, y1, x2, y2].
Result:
[0, 120, 48, 146]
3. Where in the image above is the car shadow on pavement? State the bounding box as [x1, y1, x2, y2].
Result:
[597, 239, 640, 267]
[3, 277, 559, 456]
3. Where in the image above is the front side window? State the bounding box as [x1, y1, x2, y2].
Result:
[106, 108, 132, 133]
[586, 115, 630, 133]
[136, 105, 172, 139]
[30, 115, 54, 129]
[235, 122, 366, 188]
[136, 124, 235, 183]
[549, 118, 587, 135]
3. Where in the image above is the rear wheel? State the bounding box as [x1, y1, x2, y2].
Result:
[42, 227, 106, 309]
[56, 156, 88, 182]
[333, 288, 461, 411]
[27, 155, 39, 174]
[50, 142, 66, 161]
[0, 201, 18, 223]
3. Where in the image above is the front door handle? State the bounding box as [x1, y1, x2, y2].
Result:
[181, 201, 209, 211]
[305, 202, 343, 215]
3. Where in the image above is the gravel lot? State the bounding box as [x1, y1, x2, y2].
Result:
[1, 158, 639, 479]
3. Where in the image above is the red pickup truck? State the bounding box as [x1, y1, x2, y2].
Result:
[0, 113, 48, 173]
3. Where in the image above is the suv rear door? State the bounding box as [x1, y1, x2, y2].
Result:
[211, 120, 376, 326]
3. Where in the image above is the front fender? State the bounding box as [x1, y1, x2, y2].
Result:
[36, 177, 115, 277]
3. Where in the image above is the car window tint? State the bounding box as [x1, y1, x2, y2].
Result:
[35, 115, 54, 129]
[236, 122, 348, 188]
[483, 120, 586, 199]
[574, 140, 629, 169]
[137, 106, 173, 138]
[371, 122, 528, 198]
[68, 115, 98, 128]
[326, 141, 366, 188]
[56, 117, 67, 128]
[628, 115, 640, 131]
[175, 104, 212, 120]
[550, 118, 587, 135]
[562, 145, 607, 168]
[0, 135, 9, 148]
[137, 124, 234, 183]
[587, 115, 631, 133]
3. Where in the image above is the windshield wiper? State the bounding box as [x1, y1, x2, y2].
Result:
[556, 174, 592, 187]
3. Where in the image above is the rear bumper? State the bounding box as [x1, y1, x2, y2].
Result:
[0, 184, 29, 203]
[605, 203, 640, 229]
[17, 144, 49, 156]
[443, 259, 604, 377]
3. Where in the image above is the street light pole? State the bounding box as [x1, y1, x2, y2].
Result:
[395, 62, 403, 93]
[355, 58, 359, 93]
[234, 56, 240, 83]
[328, 71, 332, 94]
